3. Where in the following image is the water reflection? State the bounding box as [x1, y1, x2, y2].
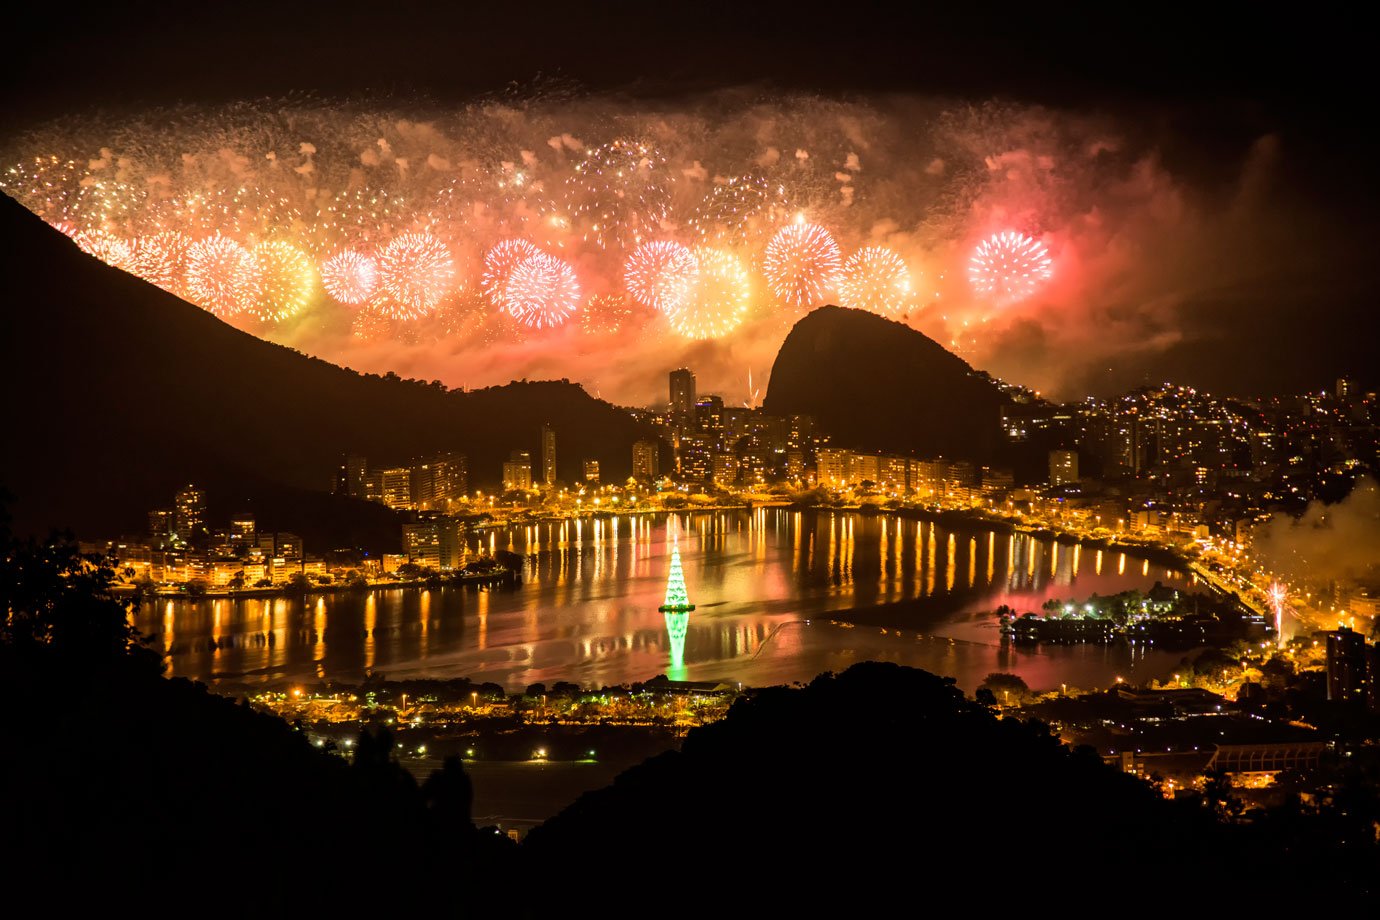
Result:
[137, 510, 1193, 693]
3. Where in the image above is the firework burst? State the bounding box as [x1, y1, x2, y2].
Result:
[481, 238, 540, 309]
[623, 240, 698, 314]
[130, 230, 193, 294]
[321, 249, 379, 305]
[185, 234, 260, 317]
[564, 139, 671, 250]
[838, 246, 911, 315]
[503, 252, 581, 329]
[376, 231, 455, 320]
[968, 230, 1052, 302]
[73, 230, 137, 271]
[762, 221, 841, 309]
[581, 293, 637, 336]
[687, 174, 790, 246]
[249, 240, 315, 322]
[667, 247, 751, 339]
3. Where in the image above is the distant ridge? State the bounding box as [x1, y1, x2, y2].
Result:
[763, 306, 1010, 462]
[0, 194, 660, 548]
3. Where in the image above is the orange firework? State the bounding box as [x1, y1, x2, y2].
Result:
[73, 230, 136, 271]
[762, 221, 841, 309]
[130, 231, 193, 294]
[838, 246, 911, 316]
[249, 240, 315, 322]
[185, 235, 261, 317]
[376, 231, 455, 320]
[666, 247, 750, 339]
[623, 240, 698, 315]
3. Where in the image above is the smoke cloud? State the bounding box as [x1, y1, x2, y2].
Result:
[1254, 477, 1380, 585]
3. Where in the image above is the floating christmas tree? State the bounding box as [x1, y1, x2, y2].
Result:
[658, 540, 695, 612]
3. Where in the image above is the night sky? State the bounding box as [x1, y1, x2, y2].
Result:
[3, 2, 1373, 399]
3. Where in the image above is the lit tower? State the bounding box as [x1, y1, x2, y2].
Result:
[541, 424, 557, 488]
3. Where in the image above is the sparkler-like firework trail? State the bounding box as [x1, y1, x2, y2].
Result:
[1268, 582, 1288, 647]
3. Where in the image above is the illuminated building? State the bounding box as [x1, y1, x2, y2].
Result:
[1326, 627, 1373, 705]
[541, 424, 557, 487]
[380, 467, 413, 509]
[816, 448, 848, 486]
[414, 452, 468, 510]
[678, 433, 712, 481]
[632, 440, 660, 482]
[503, 450, 534, 492]
[669, 368, 696, 432]
[402, 519, 466, 571]
[879, 455, 908, 493]
[786, 450, 806, 483]
[583, 459, 601, 485]
[174, 484, 206, 543]
[230, 513, 255, 540]
[980, 467, 1014, 494]
[1049, 450, 1079, 487]
[694, 394, 724, 443]
[711, 451, 737, 485]
[275, 532, 303, 560]
[849, 453, 880, 486]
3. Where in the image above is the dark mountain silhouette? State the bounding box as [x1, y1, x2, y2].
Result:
[525, 662, 1296, 912]
[764, 305, 1011, 462]
[0, 194, 661, 547]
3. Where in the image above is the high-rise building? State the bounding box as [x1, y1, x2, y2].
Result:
[410, 452, 468, 510]
[338, 454, 368, 498]
[711, 451, 738, 485]
[148, 508, 175, 541]
[230, 513, 256, 541]
[669, 368, 696, 430]
[541, 424, 557, 487]
[632, 440, 660, 482]
[1049, 450, 1079, 487]
[583, 459, 601, 485]
[174, 485, 206, 543]
[1336, 377, 1352, 400]
[503, 450, 534, 492]
[380, 468, 413, 509]
[694, 395, 724, 443]
[1326, 627, 1372, 704]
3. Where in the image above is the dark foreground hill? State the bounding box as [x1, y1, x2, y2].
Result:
[0, 520, 512, 910]
[525, 662, 1328, 911]
[0, 194, 659, 546]
[764, 306, 1011, 462]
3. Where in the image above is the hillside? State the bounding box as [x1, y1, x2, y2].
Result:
[763, 306, 1011, 462]
[524, 662, 1281, 911]
[0, 194, 660, 545]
